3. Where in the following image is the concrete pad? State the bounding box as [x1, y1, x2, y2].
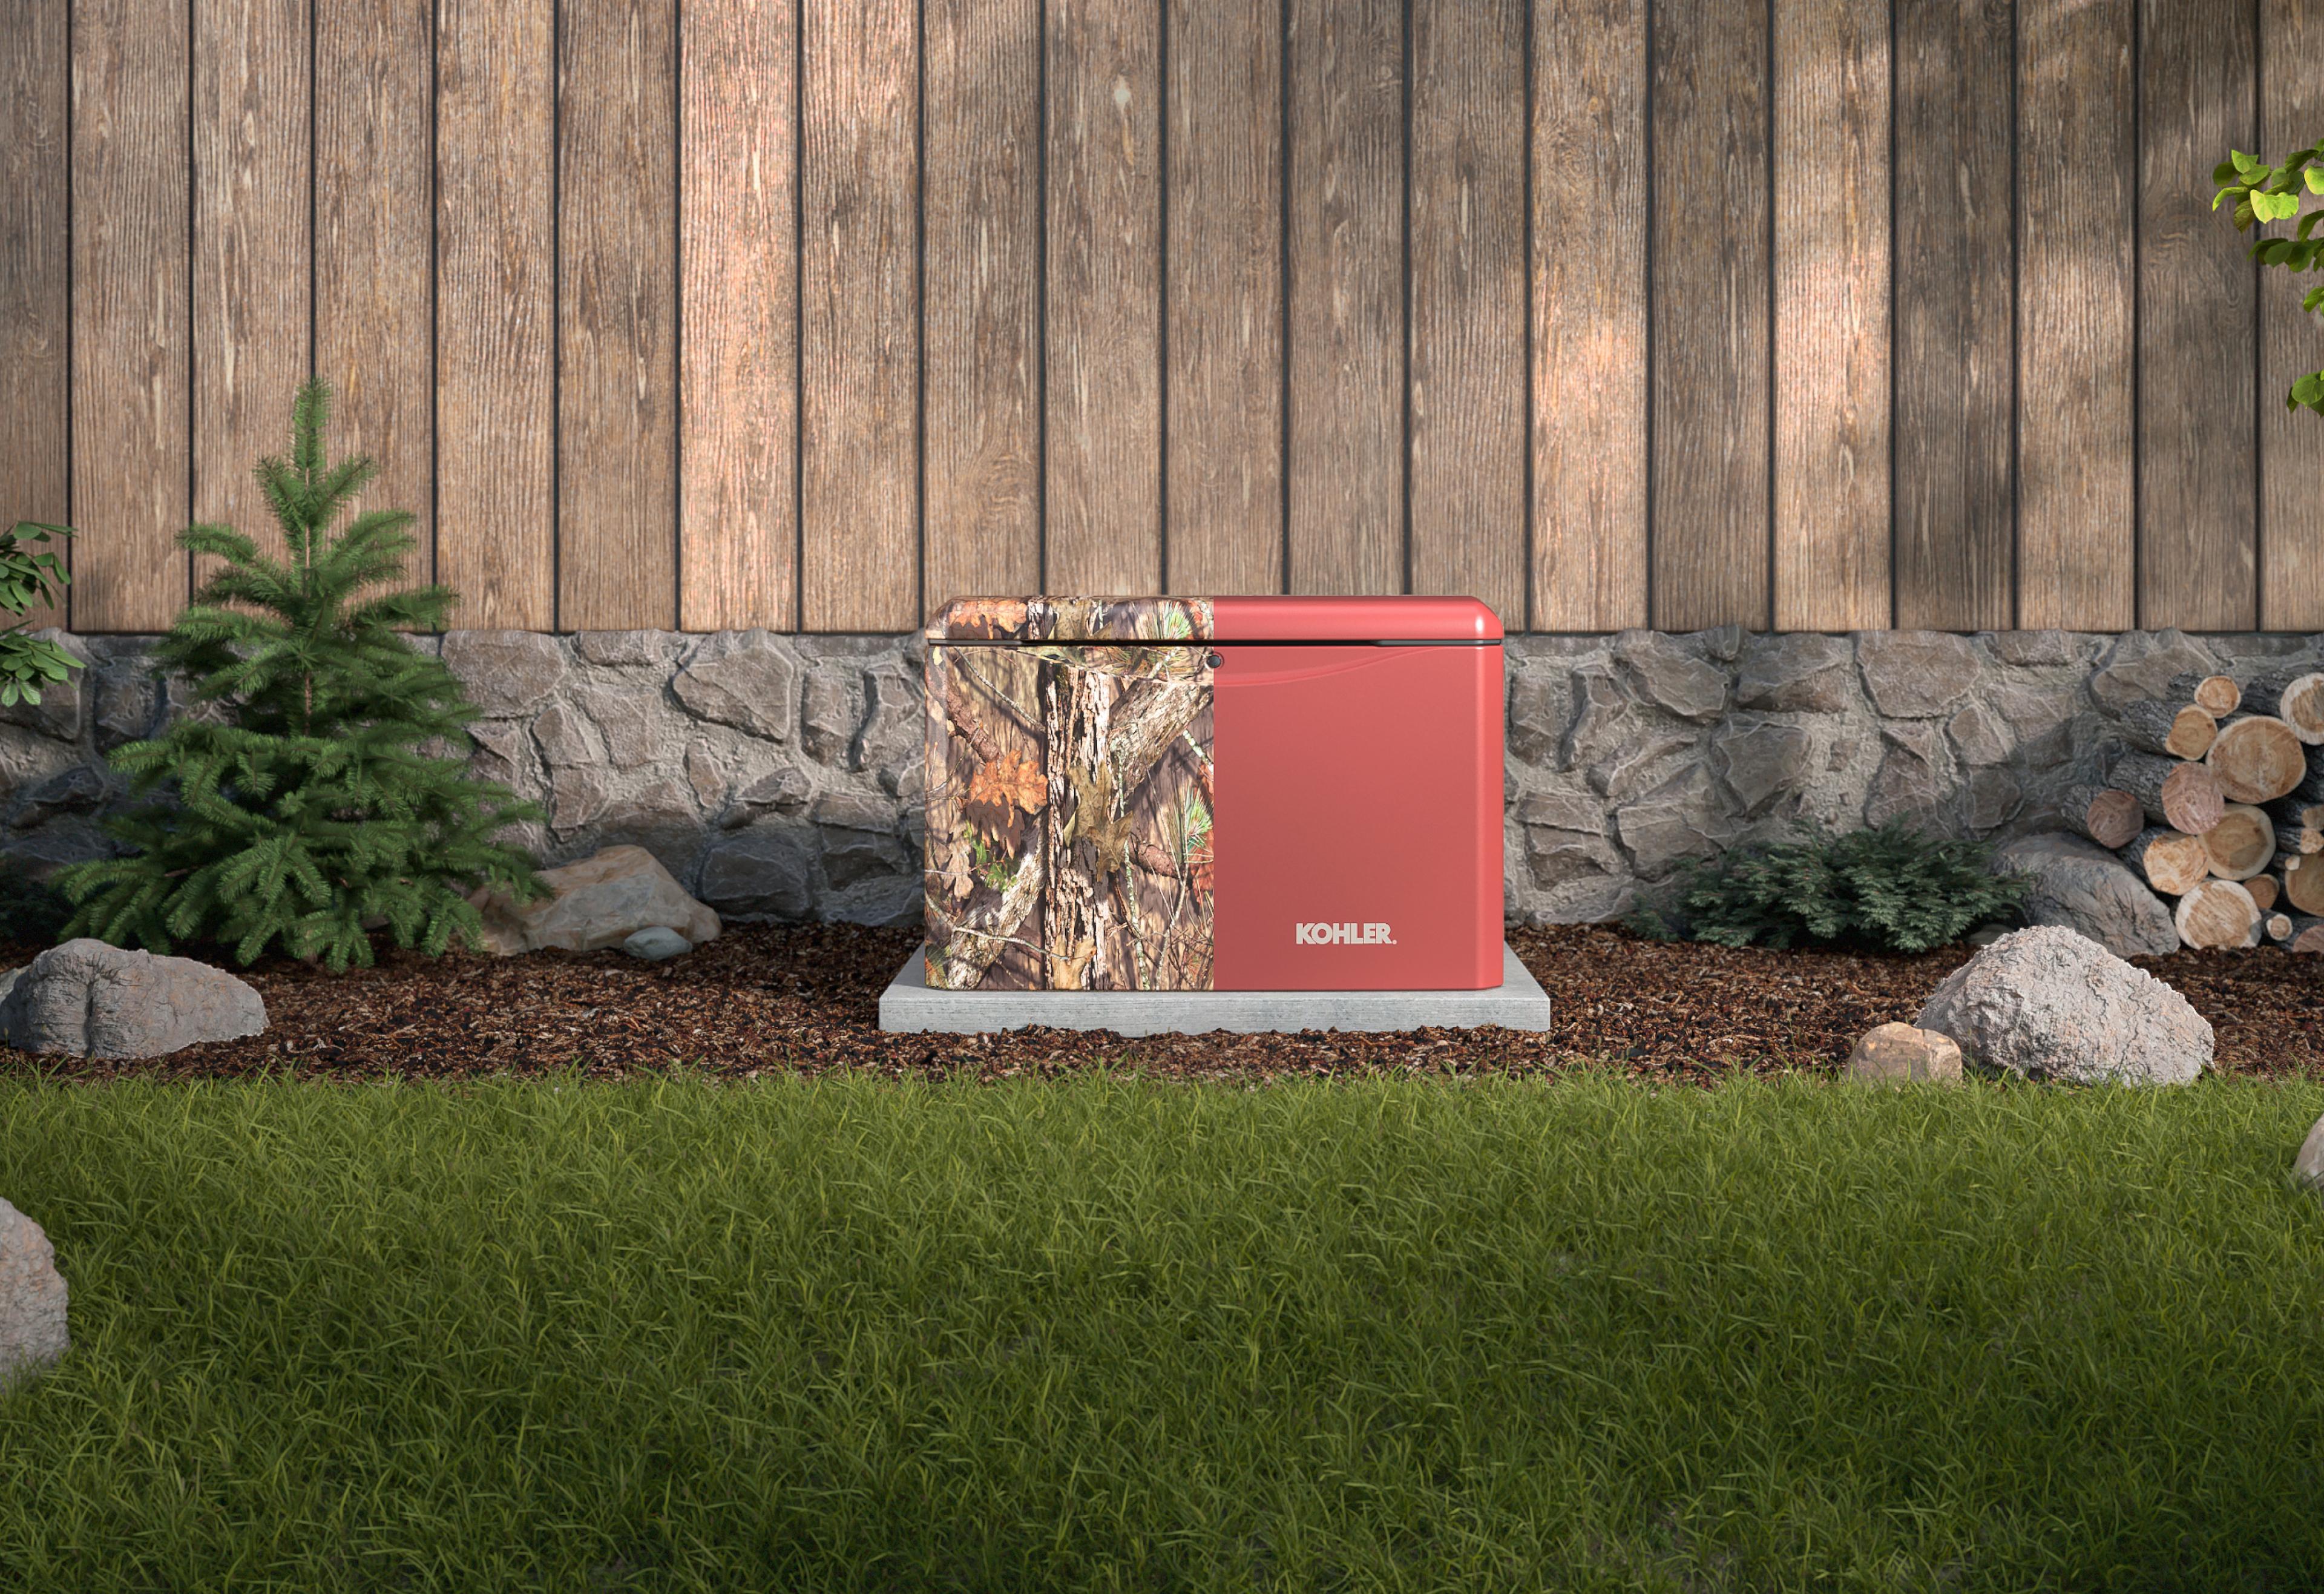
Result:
[879, 943, 1554, 1036]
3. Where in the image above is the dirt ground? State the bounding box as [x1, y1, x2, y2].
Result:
[5, 923, 2319, 1085]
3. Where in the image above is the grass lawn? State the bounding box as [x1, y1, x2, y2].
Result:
[1, 1070, 2320, 1592]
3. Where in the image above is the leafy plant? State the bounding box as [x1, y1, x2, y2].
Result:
[1634, 822, 2028, 955]
[2214, 139, 2324, 413]
[56, 377, 545, 969]
[0, 520, 81, 706]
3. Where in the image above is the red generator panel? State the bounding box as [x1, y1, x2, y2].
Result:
[922, 594, 1503, 992]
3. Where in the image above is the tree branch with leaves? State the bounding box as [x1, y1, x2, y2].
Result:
[2215, 138, 2324, 413]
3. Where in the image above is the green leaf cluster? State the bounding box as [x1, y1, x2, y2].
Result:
[1632, 822, 2028, 955]
[54, 378, 546, 969]
[0, 520, 82, 706]
[2214, 139, 2324, 413]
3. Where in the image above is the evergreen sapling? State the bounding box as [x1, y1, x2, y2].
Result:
[57, 379, 545, 968]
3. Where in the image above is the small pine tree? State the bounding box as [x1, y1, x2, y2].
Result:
[56, 378, 545, 969]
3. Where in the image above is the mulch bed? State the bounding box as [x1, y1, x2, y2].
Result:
[6, 924, 2321, 1085]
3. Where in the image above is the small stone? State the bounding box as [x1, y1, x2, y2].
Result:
[1985, 630, 2093, 667]
[547, 764, 612, 833]
[576, 686, 662, 769]
[621, 925, 692, 961]
[0, 1196, 68, 1388]
[442, 631, 567, 717]
[1586, 730, 1698, 801]
[1947, 702, 2014, 766]
[0, 940, 266, 1059]
[1613, 766, 1730, 877]
[812, 788, 898, 834]
[572, 630, 671, 668]
[532, 702, 605, 769]
[1915, 925, 2211, 1085]
[683, 742, 726, 811]
[723, 765, 813, 828]
[8, 766, 109, 830]
[1712, 718, 1814, 816]
[2296, 1113, 2324, 1191]
[1736, 633, 1855, 713]
[1615, 631, 1728, 720]
[1992, 832, 2179, 958]
[1864, 722, 1949, 829]
[799, 669, 861, 765]
[698, 828, 816, 918]
[1846, 1023, 1964, 1085]
[470, 845, 721, 955]
[1961, 766, 2021, 831]
[672, 631, 798, 742]
[1506, 671, 1567, 764]
[852, 665, 920, 772]
[1856, 631, 1980, 717]
[2087, 630, 2220, 714]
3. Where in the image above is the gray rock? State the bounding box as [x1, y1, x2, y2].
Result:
[683, 743, 727, 812]
[1736, 633, 1855, 713]
[811, 788, 896, 834]
[698, 828, 816, 918]
[1947, 702, 2014, 766]
[853, 665, 920, 772]
[1560, 667, 1634, 772]
[1992, 832, 2179, 959]
[1985, 630, 2095, 667]
[1986, 683, 2077, 760]
[800, 669, 861, 765]
[576, 687, 662, 769]
[621, 925, 692, 961]
[573, 630, 671, 668]
[532, 702, 604, 769]
[9, 766, 109, 830]
[1845, 1023, 1964, 1085]
[1961, 766, 2022, 831]
[673, 631, 798, 742]
[0, 939, 266, 1059]
[1915, 925, 2211, 1085]
[547, 763, 612, 833]
[1615, 631, 1727, 720]
[2297, 1113, 2324, 1191]
[1614, 766, 1730, 876]
[821, 827, 906, 890]
[91, 667, 160, 750]
[2088, 630, 2219, 713]
[1511, 791, 1606, 834]
[472, 845, 720, 954]
[1506, 671, 1567, 763]
[1864, 722, 1949, 828]
[467, 720, 536, 792]
[442, 631, 566, 716]
[1586, 730, 1698, 801]
[0, 1197, 68, 1388]
[1524, 826, 1623, 890]
[1712, 718, 1814, 815]
[1856, 631, 1979, 717]
[819, 872, 923, 929]
[1698, 624, 1746, 664]
[879, 759, 925, 800]
[723, 766, 813, 828]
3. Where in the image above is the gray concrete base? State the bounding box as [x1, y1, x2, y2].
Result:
[879, 943, 1554, 1036]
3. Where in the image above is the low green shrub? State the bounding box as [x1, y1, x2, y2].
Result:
[1632, 820, 2029, 953]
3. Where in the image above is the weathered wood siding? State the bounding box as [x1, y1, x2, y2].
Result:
[2, 0, 2318, 633]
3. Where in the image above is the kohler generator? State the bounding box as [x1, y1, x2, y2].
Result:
[923, 595, 1502, 992]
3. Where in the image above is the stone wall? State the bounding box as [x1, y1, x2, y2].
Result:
[2, 626, 2316, 929]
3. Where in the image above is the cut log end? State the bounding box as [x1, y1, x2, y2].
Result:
[2121, 699, 2218, 759]
[2061, 785, 2144, 851]
[2246, 873, 2279, 912]
[2207, 715, 2308, 804]
[2263, 911, 2294, 942]
[2244, 671, 2324, 745]
[2121, 827, 2213, 896]
[2110, 750, 2226, 835]
[2202, 804, 2277, 881]
[2286, 914, 2324, 954]
[2285, 854, 2324, 917]
[2170, 671, 2243, 717]
[2175, 878, 2262, 949]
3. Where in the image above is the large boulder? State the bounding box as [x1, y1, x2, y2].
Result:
[0, 940, 266, 1059]
[1915, 926, 2211, 1086]
[1994, 832, 2181, 959]
[470, 845, 721, 955]
[0, 1197, 67, 1388]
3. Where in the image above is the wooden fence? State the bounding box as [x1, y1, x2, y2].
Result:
[3, 0, 2322, 637]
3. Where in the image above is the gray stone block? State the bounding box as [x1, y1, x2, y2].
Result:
[881, 942, 1554, 1036]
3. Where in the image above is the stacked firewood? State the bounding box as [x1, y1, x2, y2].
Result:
[2060, 670, 2324, 950]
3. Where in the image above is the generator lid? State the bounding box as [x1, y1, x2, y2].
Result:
[925, 594, 1501, 644]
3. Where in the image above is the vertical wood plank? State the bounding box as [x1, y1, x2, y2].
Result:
[1285, 0, 1402, 597]
[1772, 0, 1889, 631]
[71, 0, 189, 632]
[436, 0, 555, 629]
[2018, 0, 2134, 631]
[1046, 0, 1161, 596]
[1164, 0, 1281, 598]
[1, 0, 69, 628]
[924, 0, 1039, 613]
[1532, 0, 1646, 633]
[800, 0, 916, 631]
[559, 0, 677, 631]
[2139, 0, 2256, 631]
[1650, 0, 1769, 631]
[1894, 0, 2013, 631]
[193, 0, 309, 584]
[315, 0, 435, 588]
[680, 0, 796, 633]
[1408, 0, 1524, 627]
[2260, 0, 2324, 631]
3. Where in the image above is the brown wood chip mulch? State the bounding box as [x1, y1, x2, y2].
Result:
[5, 924, 2320, 1086]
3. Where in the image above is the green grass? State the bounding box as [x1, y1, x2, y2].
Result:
[1, 1072, 2322, 1593]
